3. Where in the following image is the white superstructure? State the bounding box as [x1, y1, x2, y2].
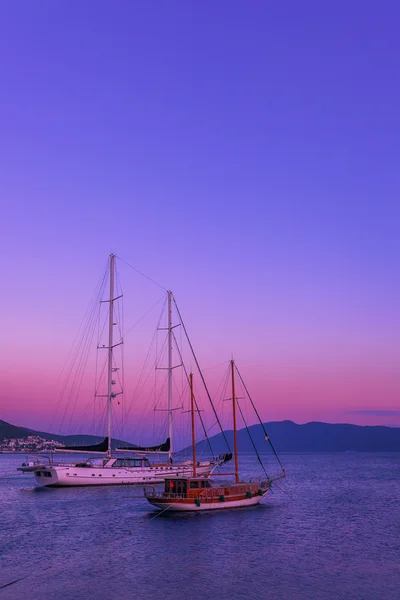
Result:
[31, 456, 219, 487]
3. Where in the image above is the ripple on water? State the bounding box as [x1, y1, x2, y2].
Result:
[0, 453, 399, 600]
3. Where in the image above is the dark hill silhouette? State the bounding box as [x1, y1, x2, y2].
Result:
[196, 420, 400, 453]
[2, 418, 400, 453]
[0, 419, 135, 450]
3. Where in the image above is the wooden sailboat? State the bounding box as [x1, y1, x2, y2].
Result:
[18, 254, 231, 486]
[144, 361, 286, 511]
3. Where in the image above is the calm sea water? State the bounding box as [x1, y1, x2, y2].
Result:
[0, 453, 399, 600]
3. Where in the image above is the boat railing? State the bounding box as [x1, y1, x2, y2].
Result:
[21, 455, 52, 466]
[144, 488, 191, 500]
[143, 487, 197, 500]
[143, 486, 222, 501]
[249, 476, 263, 484]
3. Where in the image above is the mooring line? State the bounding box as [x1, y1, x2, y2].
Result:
[149, 504, 172, 520]
[0, 567, 52, 592]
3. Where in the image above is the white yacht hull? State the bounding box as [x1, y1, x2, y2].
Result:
[33, 462, 215, 487]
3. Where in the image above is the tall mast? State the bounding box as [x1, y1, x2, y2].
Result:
[167, 290, 173, 463]
[107, 254, 115, 458]
[190, 373, 197, 477]
[231, 359, 239, 483]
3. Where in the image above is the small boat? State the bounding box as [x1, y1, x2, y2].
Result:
[17, 456, 52, 473]
[144, 363, 286, 512]
[145, 476, 273, 511]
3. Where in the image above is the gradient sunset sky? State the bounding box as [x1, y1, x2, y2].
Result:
[1, 1, 400, 437]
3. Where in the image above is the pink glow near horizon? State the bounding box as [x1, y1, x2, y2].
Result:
[2, 351, 400, 436]
[3, 263, 400, 437]
[2, 259, 400, 435]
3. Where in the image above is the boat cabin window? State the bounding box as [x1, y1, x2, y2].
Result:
[189, 479, 211, 489]
[113, 458, 143, 468]
[86, 458, 108, 467]
[165, 479, 187, 495]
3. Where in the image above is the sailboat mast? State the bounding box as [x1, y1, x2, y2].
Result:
[167, 290, 173, 463]
[231, 359, 239, 483]
[190, 373, 197, 477]
[107, 254, 115, 458]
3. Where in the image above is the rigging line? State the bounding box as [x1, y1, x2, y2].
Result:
[213, 363, 231, 435]
[55, 261, 108, 387]
[116, 255, 167, 291]
[124, 331, 158, 419]
[80, 397, 94, 429]
[94, 355, 108, 396]
[67, 302, 100, 431]
[64, 288, 101, 431]
[97, 410, 107, 438]
[124, 296, 167, 419]
[201, 360, 231, 373]
[235, 364, 285, 473]
[180, 318, 183, 401]
[115, 294, 123, 345]
[111, 403, 122, 442]
[114, 352, 124, 391]
[153, 374, 168, 411]
[58, 281, 103, 432]
[114, 262, 126, 438]
[172, 331, 214, 457]
[97, 306, 109, 346]
[154, 313, 158, 441]
[135, 332, 160, 398]
[236, 399, 270, 480]
[50, 267, 107, 431]
[58, 279, 104, 428]
[173, 295, 232, 453]
[93, 288, 103, 433]
[131, 362, 168, 442]
[218, 363, 231, 411]
[120, 269, 126, 438]
[134, 381, 156, 418]
[125, 331, 166, 421]
[123, 294, 165, 338]
[173, 374, 186, 405]
[112, 354, 124, 402]
[153, 295, 166, 426]
[170, 368, 184, 407]
[272, 480, 292, 498]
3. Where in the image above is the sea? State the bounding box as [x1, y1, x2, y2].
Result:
[0, 452, 399, 600]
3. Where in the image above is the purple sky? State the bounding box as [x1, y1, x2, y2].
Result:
[1, 1, 400, 435]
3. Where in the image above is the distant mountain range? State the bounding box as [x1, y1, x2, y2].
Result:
[0, 419, 134, 450]
[198, 420, 400, 453]
[1, 418, 400, 453]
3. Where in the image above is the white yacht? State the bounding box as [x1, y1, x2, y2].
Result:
[25, 454, 225, 487]
[18, 254, 231, 487]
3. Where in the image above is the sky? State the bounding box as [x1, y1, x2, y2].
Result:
[1, 1, 400, 439]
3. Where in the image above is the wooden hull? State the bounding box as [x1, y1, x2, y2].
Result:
[146, 489, 269, 512]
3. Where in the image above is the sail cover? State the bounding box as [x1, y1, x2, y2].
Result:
[216, 452, 232, 464]
[57, 437, 109, 453]
[118, 438, 170, 453]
